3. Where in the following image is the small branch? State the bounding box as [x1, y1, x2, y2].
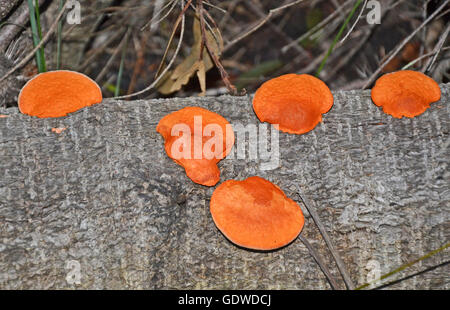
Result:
[245, 0, 308, 57]
[224, 0, 305, 52]
[315, 0, 364, 77]
[126, 33, 148, 96]
[0, 0, 46, 52]
[401, 46, 450, 70]
[281, 0, 353, 54]
[362, 0, 450, 89]
[294, 184, 355, 290]
[197, 0, 237, 95]
[339, 0, 367, 44]
[299, 235, 340, 290]
[0, 1, 69, 84]
[202, 0, 227, 14]
[141, 0, 177, 31]
[154, 0, 192, 78]
[95, 27, 130, 83]
[418, 0, 429, 67]
[114, 0, 188, 100]
[422, 23, 450, 73]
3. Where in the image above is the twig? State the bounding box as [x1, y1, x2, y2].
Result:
[0, 1, 69, 84]
[127, 33, 148, 96]
[245, 0, 308, 57]
[75, 0, 116, 68]
[218, 0, 240, 29]
[197, 0, 237, 94]
[339, 0, 367, 44]
[316, 0, 364, 77]
[202, 0, 227, 14]
[224, 0, 305, 52]
[294, 184, 355, 290]
[154, 0, 192, 78]
[95, 27, 130, 83]
[362, 0, 449, 89]
[141, 0, 177, 31]
[281, 0, 353, 54]
[327, 2, 393, 81]
[422, 23, 450, 73]
[113, 0, 187, 100]
[200, 4, 224, 48]
[419, 0, 429, 67]
[5, 37, 21, 60]
[326, 29, 372, 80]
[299, 235, 340, 290]
[0, 0, 46, 52]
[401, 46, 450, 70]
[435, 8, 450, 21]
[77, 25, 122, 72]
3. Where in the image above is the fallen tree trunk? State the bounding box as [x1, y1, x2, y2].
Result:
[0, 85, 449, 289]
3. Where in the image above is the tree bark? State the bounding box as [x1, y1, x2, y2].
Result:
[0, 0, 46, 52]
[0, 85, 449, 289]
[0, 0, 22, 21]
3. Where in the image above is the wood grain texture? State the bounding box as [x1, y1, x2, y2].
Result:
[0, 0, 22, 21]
[0, 85, 449, 289]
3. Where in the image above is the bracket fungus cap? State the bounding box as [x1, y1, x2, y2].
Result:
[156, 107, 235, 187]
[252, 74, 333, 135]
[210, 176, 305, 250]
[18, 70, 102, 118]
[371, 70, 441, 118]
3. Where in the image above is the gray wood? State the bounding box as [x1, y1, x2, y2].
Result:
[0, 0, 47, 52]
[0, 85, 449, 289]
[0, 0, 22, 21]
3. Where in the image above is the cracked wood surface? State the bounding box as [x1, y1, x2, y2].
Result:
[0, 85, 449, 289]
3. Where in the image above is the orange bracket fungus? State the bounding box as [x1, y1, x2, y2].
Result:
[156, 107, 235, 187]
[252, 74, 333, 135]
[371, 70, 441, 118]
[210, 176, 304, 250]
[210, 177, 343, 288]
[18, 71, 102, 118]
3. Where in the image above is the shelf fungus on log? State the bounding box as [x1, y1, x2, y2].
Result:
[210, 176, 305, 250]
[18, 71, 102, 118]
[371, 70, 441, 118]
[252, 74, 333, 135]
[156, 107, 235, 187]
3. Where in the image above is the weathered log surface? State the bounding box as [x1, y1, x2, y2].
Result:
[0, 85, 449, 289]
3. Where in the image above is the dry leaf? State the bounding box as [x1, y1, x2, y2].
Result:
[157, 16, 223, 96]
[197, 60, 206, 96]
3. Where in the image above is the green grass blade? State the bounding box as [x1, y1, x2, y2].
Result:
[34, 0, 43, 40]
[115, 33, 129, 97]
[56, 0, 65, 69]
[27, 0, 46, 73]
[315, 0, 363, 77]
[34, 0, 46, 72]
[355, 242, 450, 290]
